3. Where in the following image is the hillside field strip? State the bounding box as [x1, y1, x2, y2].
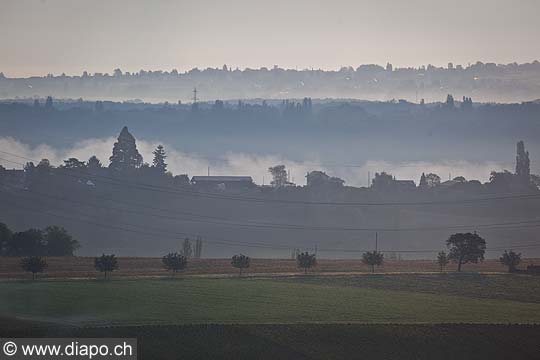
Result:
[2, 274, 540, 326]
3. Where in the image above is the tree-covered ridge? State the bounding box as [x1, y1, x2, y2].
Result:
[2, 126, 538, 193]
[1, 97, 539, 161]
[2, 61, 540, 103]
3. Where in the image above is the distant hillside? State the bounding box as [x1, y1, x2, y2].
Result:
[2, 61, 540, 103]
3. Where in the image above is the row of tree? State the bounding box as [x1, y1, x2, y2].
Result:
[12, 127, 539, 192]
[373, 141, 538, 191]
[25, 127, 168, 174]
[263, 140, 539, 190]
[0, 223, 79, 256]
[14, 127, 197, 193]
[293, 233, 521, 274]
[12, 232, 526, 279]
[19, 253, 120, 280]
[16, 61, 537, 81]
[19, 252, 247, 279]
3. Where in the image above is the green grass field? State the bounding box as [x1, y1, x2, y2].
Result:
[276, 272, 540, 303]
[2, 274, 540, 359]
[2, 274, 540, 326]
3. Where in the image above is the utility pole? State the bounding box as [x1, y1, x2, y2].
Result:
[207, 166, 210, 176]
[375, 232, 378, 252]
[368, 171, 371, 187]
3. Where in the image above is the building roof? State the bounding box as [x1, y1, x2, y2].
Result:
[191, 176, 253, 183]
[3, 169, 24, 174]
[394, 180, 416, 187]
[440, 180, 460, 187]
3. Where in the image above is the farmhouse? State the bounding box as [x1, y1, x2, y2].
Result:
[306, 171, 345, 188]
[394, 180, 416, 190]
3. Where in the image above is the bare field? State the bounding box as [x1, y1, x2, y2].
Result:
[2, 322, 540, 360]
[1, 257, 536, 279]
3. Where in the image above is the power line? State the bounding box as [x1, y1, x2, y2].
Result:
[3, 200, 293, 251]
[5, 199, 540, 255]
[1, 151, 540, 207]
[3, 185, 540, 233]
[2, 189, 540, 255]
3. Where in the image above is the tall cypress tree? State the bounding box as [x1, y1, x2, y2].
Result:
[419, 172, 428, 188]
[109, 127, 143, 171]
[152, 145, 167, 172]
[515, 140, 530, 181]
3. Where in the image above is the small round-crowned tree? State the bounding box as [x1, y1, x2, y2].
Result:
[500, 250, 521, 273]
[297, 252, 317, 274]
[162, 252, 188, 276]
[94, 254, 119, 279]
[231, 254, 251, 276]
[20, 256, 47, 280]
[362, 251, 384, 273]
[446, 232, 486, 272]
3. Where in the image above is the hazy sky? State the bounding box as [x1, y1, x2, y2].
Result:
[1, 0, 539, 77]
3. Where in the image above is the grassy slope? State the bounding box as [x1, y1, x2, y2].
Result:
[277, 273, 540, 303]
[2, 277, 540, 326]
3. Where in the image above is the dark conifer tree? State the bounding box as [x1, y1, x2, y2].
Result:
[44, 96, 53, 109]
[109, 127, 143, 171]
[419, 173, 427, 188]
[445, 94, 455, 108]
[87, 156, 102, 170]
[515, 140, 530, 181]
[152, 145, 167, 172]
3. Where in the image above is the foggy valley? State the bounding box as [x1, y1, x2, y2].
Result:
[2, 1, 540, 358]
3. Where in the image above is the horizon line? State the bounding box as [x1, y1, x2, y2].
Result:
[2, 59, 540, 79]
